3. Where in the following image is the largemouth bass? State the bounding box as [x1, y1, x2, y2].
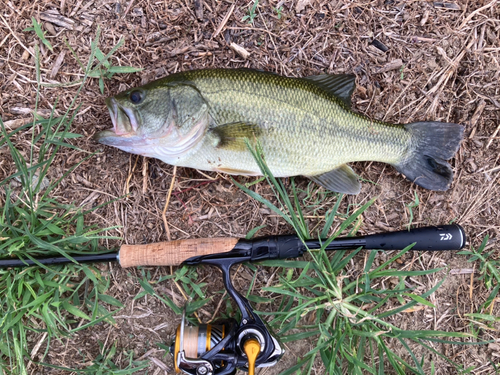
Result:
[95, 69, 464, 194]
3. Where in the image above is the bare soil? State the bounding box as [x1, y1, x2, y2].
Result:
[1, 0, 499, 374]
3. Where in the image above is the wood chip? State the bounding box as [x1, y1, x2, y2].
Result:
[2, 118, 32, 129]
[10, 107, 53, 117]
[230, 42, 250, 59]
[411, 36, 438, 43]
[44, 22, 57, 36]
[50, 50, 66, 79]
[433, 2, 461, 10]
[69, 0, 84, 17]
[420, 10, 430, 26]
[490, 343, 500, 352]
[402, 305, 426, 313]
[296, 0, 314, 12]
[149, 357, 169, 371]
[169, 45, 192, 57]
[194, 0, 203, 20]
[450, 268, 475, 274]
[40, 9, 75, 30]
[470, 99, 486, 128]
[377, 59, 403, 74]
[79, 191, 100, 207]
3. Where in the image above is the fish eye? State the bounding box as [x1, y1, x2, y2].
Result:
[129, 90, 143, 104]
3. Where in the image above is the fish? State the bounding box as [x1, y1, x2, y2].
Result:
[95, 68, 464, 194]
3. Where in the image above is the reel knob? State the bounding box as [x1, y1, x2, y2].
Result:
[243, 338, 261, 375]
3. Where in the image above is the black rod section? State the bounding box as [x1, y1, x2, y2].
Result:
[305, 224, 466, 252]
[0, 253, 118, 269]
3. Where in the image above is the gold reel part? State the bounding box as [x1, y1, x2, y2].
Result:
[174, 324, 226, 373]
[243, 338, 261, 375]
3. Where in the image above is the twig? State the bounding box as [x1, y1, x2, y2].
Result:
[459, 0, 499, 29]
[142, 157, 148, 194]
[0, 15, 34, 57]
[122, 0, 135, 18]
[469, 264, 475, 314]
[124, 155, 140, 197]
[470, 100, 486, 128]
[487, 122, 500, 149]
[162, 166, 177, 241]
[208, 290, 227, 324]
[213, 3, 235, 38]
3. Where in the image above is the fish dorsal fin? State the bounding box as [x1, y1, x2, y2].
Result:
[307, 164, 361, 194]
[303, 74, 356, 107]
[210, 122, 262, 151]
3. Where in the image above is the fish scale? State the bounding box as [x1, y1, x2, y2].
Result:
[96, 68, 464, 193]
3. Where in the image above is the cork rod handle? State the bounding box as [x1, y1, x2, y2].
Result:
[118, 237, 240, 268]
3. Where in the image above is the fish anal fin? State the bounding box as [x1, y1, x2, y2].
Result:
[303, 74, 356, 107]
[307, 164, 361, 194]
[211, 122, 262, 151]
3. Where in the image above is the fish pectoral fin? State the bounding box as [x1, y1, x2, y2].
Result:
[303, 74, 356, 108]
[307, 164, 361, 194]
[210, 122, 262, 151]
[215, 167, 260, 176]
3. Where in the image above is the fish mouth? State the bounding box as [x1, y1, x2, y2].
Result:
[95, 98, 140, 144]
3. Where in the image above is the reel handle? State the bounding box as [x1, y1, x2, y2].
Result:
[119, 237, 238, 268]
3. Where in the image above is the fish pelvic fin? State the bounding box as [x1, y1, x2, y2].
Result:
[307, 164, 361, 194]
[396, 121, 464, 191]
[210, 122, 262, 151]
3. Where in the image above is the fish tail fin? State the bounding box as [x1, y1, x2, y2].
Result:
[395, 121, 464, 191]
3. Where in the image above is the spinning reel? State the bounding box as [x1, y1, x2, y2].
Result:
[171, 237, 289, 375]
[172, 305, 283, 375]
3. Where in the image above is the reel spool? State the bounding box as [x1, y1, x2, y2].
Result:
[172, 321, 228, 373]
[172, 312, 278, 375]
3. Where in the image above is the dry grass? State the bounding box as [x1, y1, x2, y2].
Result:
[1, 0, 500, 374]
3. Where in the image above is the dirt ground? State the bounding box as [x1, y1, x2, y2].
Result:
[1, 0, 500, 374]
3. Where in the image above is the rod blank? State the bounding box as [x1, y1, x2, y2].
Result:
[305, 224, 466, 251]
[0, 253, 118, 269]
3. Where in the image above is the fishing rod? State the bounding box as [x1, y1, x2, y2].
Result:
[0, 224, 466, 269]
[0, 224, 466, 375]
